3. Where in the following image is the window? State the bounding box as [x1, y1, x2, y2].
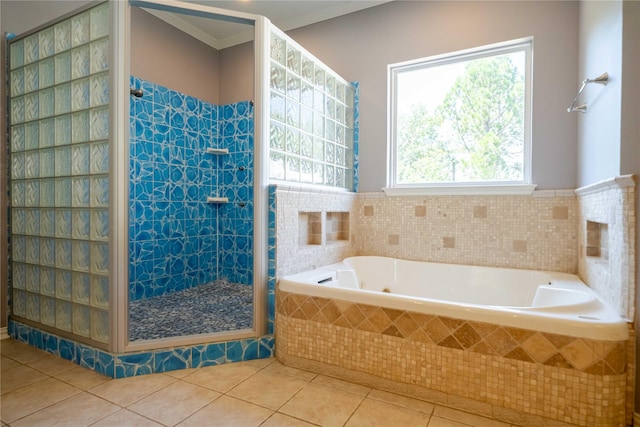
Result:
[387, 38, 532, 193]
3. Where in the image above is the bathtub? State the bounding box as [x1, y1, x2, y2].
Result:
[277, 256, 631, 426]
[278, 256, 628, 340]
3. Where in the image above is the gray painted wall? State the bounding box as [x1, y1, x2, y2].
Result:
[288, 1, 580, 191]
[620, 1, 640, 179]
[130, 8, 221, 105]
[576, 1, 622, 186]
[219, 41, 254, 105]
[576, 1, 639, 187]
[130, 8, 255, 106]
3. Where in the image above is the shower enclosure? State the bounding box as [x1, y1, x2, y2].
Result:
[5, 0, 356, 376]
[126, 6, 257, 343]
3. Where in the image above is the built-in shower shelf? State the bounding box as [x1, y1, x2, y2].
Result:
[206, 148, 229, 155]
[206, 197, 229, 204]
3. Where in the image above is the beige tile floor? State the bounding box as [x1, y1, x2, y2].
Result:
[1, 338, 520, 427]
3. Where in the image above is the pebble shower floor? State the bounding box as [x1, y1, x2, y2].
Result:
[128, 281, 253, 341]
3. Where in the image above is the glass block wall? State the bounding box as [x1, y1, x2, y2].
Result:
[269, 28, 356, 190]
[8, 3, 111, 345]
[129, 76, 254, 302]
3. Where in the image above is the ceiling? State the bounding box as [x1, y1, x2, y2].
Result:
[142, 0, 391, 50]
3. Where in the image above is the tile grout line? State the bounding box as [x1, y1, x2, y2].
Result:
[3, 347, 524, 427]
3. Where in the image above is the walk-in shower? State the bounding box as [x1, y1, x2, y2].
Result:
[6, 0, 269, 359]
[5, 0, 355, 377]
[126, 5, 257, 343]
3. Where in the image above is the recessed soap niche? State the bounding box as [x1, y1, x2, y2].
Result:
[326, 212, 350, 243]
[299, 212, 322, 245]
[298, 211, 350, 246]
[586, 220, 608, 261]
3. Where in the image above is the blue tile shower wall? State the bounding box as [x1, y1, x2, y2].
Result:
[129, 76, 254, 301]
[218, 102, 254, 285]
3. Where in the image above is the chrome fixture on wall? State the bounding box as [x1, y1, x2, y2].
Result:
[130, 88, 144, 98]
[567, 72, 608, 113]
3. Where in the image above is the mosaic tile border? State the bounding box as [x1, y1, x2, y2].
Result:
[276, 314, 630, 427]
[8, 319, 274, 378]
[277, 291, 627, 376]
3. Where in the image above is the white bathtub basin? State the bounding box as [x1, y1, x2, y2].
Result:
[278, 256, 629, 340]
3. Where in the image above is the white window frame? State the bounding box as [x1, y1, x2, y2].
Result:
[386, 38, 534, 196]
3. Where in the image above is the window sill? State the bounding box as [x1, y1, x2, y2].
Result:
[382, 184, 537, 196]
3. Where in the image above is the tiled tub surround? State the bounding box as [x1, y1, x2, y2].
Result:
[355, 191, 578, 274]
[275, 186, 357, 278]
[273, 186, 636, 426]
[276, 292, 633, 426]
[129, 76, 254, 301]
[576, 175, 636, 320]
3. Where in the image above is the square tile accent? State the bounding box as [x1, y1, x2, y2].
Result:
[512, 240, 527, 253]
[473, 205, 487, 218]
[552, 205, 569, 219]
[442, 237, 455, 249]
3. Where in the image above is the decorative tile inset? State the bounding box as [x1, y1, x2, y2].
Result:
[552, 205, 569, 220]
[512, 240, 527, 253]
[442, 237, 455, 249]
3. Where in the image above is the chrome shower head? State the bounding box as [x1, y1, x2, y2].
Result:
[130, 88, 144, 98]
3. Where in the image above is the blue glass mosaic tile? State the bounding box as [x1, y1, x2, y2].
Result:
[76, 343, 96, 369]
[192, 343, 226, 368]
[259, 336, 275, 358]
[115, 352, 154, 378]
[227, 338, 258, 362]
[154, 348, 190, 373]
[28, 327, 43, 349]
[95, 350, 115, 377]
[59, 338, 76, 361]
[43, 332, 59, 354]
[15, 321, 29, 342]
